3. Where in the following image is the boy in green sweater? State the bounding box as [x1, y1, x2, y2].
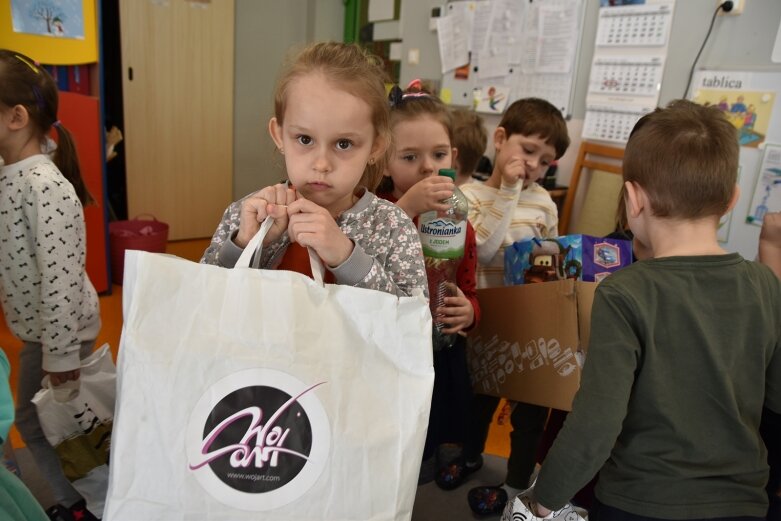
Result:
[531, 100, 781, 520]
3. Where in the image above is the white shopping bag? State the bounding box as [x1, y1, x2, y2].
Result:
[105, 218, 434, 521]
[32, 344, 115, 517]
[501, 483, 588, 521]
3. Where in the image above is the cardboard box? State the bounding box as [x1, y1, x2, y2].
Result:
[466, 280, 596, 411]
[504, 235, 632, 285]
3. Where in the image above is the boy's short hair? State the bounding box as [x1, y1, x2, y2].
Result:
[498, 98, 569, 159]
[624, 99, 738, 219]
[450, 108, 488, 175]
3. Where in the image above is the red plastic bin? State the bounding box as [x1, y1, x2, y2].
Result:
[109, 216, 169, 285]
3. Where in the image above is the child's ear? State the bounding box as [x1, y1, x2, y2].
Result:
[268, 117, 284, 150]
[624, 181, 645, 218]
[8, 105, 30, 130]
[451, 147, 459, 169]
[725, 184, 741, 214]
[370, 133, 389, 162]
[493, 126, 507, 151]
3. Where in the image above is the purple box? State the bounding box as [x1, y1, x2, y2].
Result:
[504, 234, 632, 285]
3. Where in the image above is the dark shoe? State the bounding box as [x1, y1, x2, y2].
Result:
[68, 499, 100, 521]
[467, 485, 508, 516]
[47, 500, 100, 521]
[46, 504, 74, 521]
[435, 455, 483, 490]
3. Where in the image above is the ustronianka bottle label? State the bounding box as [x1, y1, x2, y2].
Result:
[419, 219, 467, 259]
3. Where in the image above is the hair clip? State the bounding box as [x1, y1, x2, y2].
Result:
[52, 120, 61, 128]
[14, 54, 39, 74]
[388, 85, 405, 109]
[406, 79, 423, 92]
[402, 78, 429, 100]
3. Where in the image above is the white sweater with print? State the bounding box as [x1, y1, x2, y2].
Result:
[0, 155, 100, 372]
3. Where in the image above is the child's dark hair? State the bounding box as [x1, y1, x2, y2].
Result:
[624, 99, 738, 219]
[498, 98, 569, 159]
[378, 80, 454, 193]
[0, 50, 93, 205]
[451, 108, 487, 176]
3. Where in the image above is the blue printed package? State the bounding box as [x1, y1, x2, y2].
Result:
[504, 234, 632, 285]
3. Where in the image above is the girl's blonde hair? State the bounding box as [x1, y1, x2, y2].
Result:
[273, 42, 391, 193]
[0, 50, 93, 205]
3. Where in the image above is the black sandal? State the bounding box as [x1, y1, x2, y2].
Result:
[434, 455, 483, 490]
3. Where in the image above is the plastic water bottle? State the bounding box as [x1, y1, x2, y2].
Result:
[418, 169, 468, 351]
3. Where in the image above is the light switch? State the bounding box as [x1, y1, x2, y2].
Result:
[408, 48, 420, 65]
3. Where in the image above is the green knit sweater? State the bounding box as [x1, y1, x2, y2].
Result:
[534, 254, 781, 519]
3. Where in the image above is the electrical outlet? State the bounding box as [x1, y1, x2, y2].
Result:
[717, 0, 744, 15]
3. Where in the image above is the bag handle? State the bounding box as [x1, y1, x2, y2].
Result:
[235, 216, 325, 286]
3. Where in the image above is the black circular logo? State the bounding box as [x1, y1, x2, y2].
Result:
[201, 385, 313, 493]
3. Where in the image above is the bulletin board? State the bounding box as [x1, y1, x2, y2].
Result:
[439, 0, 585, 117]
[0, 0, 99, 64]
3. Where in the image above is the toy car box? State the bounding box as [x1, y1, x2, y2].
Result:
[504, 234, 632, 285]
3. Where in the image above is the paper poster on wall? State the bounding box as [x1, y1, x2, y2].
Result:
[583, 0, 674, 143]
[439, 0, 583, 115]
[691, 90, 776, 149]
[746, 144, 781, 226]
[475, 85, 510, 114]
[718, 166, 741, 243]
[690, 70, 781, 149]
[0, 0, 98, 64]
[11, 0, 85, 39]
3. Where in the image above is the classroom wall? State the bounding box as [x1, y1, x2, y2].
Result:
[233, 0, 344, 201]
[397, 0, 781, 257]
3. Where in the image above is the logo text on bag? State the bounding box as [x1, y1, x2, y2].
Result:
[186, 369, 330, 511]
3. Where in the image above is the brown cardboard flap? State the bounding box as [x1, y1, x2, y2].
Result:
[575, 281, 597, 353]
[467, 280, 596, 411]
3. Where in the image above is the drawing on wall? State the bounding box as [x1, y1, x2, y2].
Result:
[692, 89, 776, 148]
[746, 144, 781, 226]
[475, 85, 510, 114]
[11, 0, 85, 39]
[718, 166, 741, 243]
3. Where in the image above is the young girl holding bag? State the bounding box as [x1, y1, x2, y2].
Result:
[202, 42, 427, 298]
[0, 50, 100, 520]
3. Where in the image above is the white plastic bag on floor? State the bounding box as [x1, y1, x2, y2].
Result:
[32, 344, 114, 517]
[501, 483, 588, 521]
[105, 218, 434, 521]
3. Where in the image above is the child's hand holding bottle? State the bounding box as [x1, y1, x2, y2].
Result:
[438, 286, 475, 334]
[397, 175, 455, 218]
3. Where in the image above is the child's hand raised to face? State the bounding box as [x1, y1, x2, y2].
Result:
[397, 175, 455, 219]
[287, 193, 355, 268]
[437, 286, 475, 334]
[501, 155, 529, 187]
[236, 183, 296, 248]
